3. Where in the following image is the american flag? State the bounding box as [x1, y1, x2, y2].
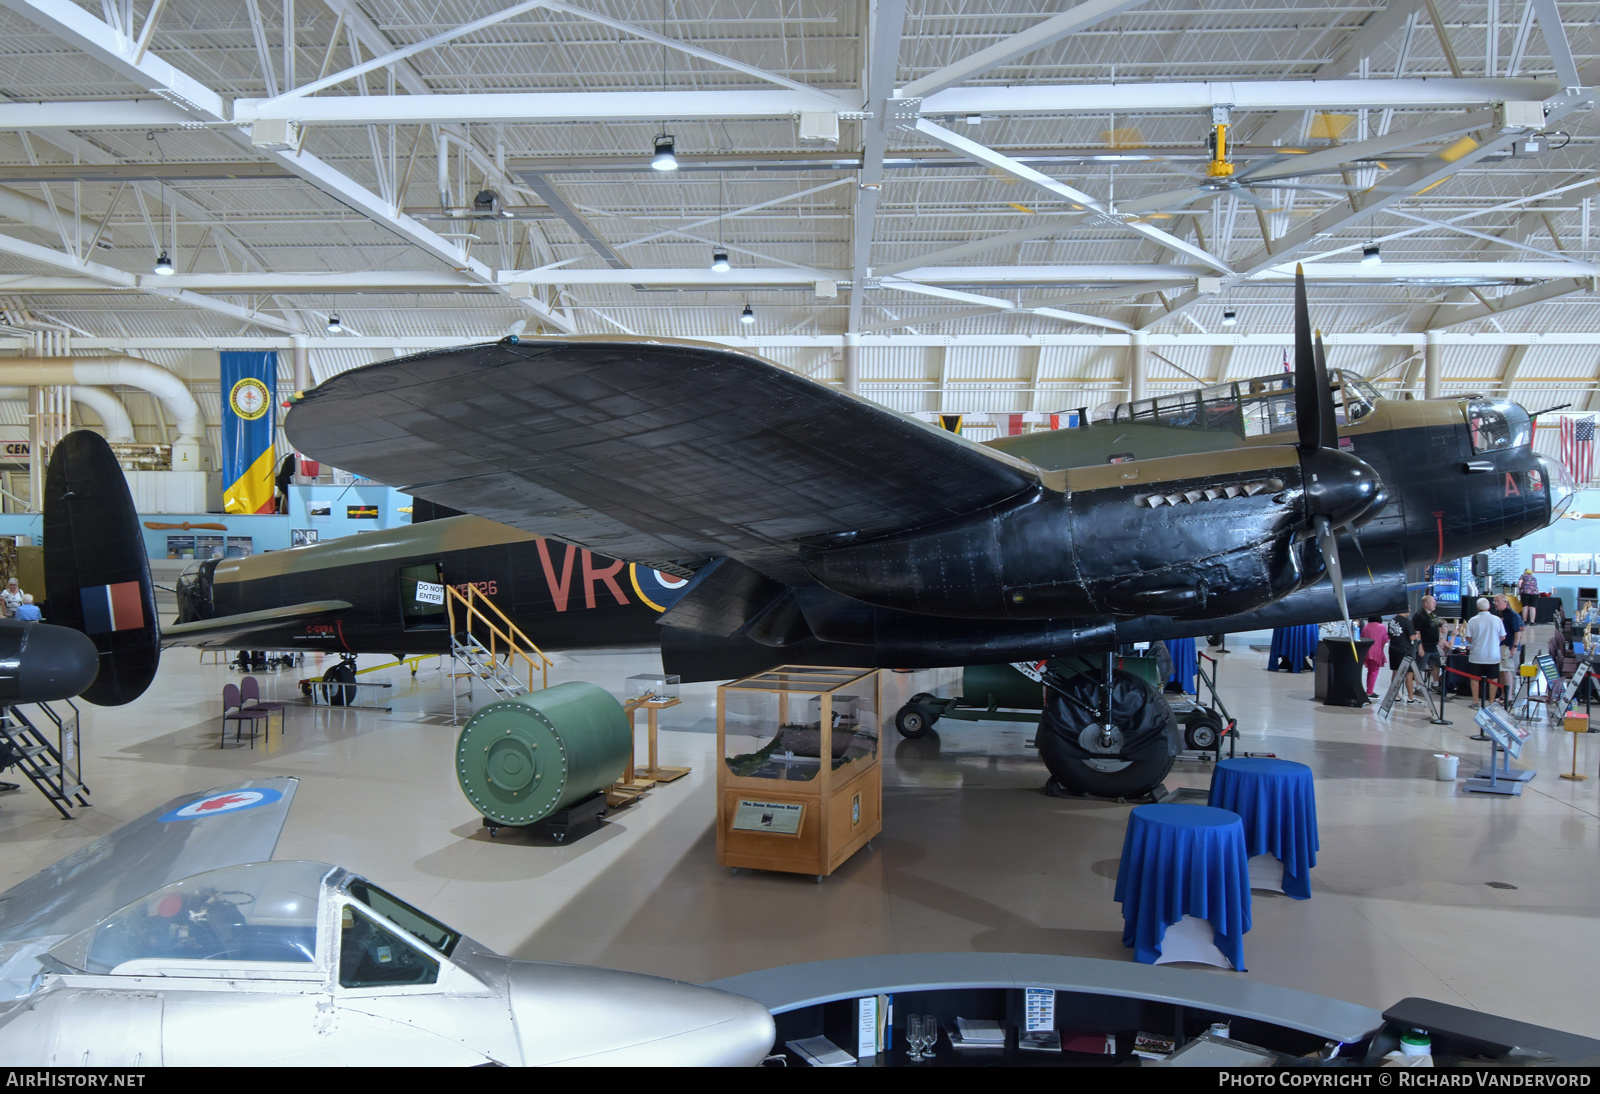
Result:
[1560, 415, 1595, 484]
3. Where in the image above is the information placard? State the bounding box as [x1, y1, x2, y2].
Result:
[731, 799, 804, 834]
[1473, 704, 1530, 759]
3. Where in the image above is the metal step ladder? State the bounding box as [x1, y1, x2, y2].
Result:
[451, 633, 533, 701]
[0, 701, 89, 820]
[447, 585, 553, 722]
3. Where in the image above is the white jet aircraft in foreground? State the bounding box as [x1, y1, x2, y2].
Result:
[0, 777, 774, 1066]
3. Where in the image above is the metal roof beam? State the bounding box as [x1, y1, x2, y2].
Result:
[0, 230, 302, 334]
[847, 0, 908, 334]
[899, 0, 1152, 100]
[909, 119, 1233, 275]
[1529, 0, 1582, 90]
[1138, 101, 1580, 330]
[492, 262, 1600, 286]
[1426, 278, 1594, 330]
[210, 78, 1576, 128]
[269, 0, 548, 103]
[0, 0, 576, 334]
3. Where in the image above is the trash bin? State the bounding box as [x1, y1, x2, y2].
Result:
[1434, 754, 1459, 781]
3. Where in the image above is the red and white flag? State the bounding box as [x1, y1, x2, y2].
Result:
[1560, 415, 1595, 484]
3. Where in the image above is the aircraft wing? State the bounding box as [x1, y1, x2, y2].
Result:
[0, 777, 298, 946]
[285, 339, 1039, 582]
[161, 599, 353, 648]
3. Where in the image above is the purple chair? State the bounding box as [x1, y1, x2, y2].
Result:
[222, 682, 270, 749]
[241, 676, 286, 738]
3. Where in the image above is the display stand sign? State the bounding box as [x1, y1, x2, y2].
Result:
[731, 799, 803, 834]
[1536, 653, 1560, 691]
[1558, 661, 1590, 714]
[1474, 704, 1530, 759]
[1375, 655, 1411, 720]
[1465, 705, 1535, 797]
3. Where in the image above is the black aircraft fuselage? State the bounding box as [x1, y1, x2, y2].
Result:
[173, 517, 681, 656]
[163, 371, 1565, 684]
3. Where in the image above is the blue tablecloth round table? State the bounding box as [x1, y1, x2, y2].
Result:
[1113, 804, 1251, 971]
[1267, 624, 1319, 672]
[1208, 758, 1319, 900]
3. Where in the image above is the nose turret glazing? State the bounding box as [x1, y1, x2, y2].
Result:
[1540, 454, 1577, 524]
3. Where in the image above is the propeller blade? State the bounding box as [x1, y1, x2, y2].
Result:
[1346, 521, 1377, 584]
[1313, 331, 1339, 451]
[1315, 515, 1359, 661]
[1293, 265, 1320, 455]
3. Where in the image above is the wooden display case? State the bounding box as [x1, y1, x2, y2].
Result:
[716, 666, 882, 880]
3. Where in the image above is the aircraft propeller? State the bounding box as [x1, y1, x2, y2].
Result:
[1292, 265, 1384, 655]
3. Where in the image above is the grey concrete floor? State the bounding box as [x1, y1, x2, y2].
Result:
[2, 632, 1596, 1039]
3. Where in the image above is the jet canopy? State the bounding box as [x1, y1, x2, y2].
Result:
[46, 860, 463, 986]
[1098, 369, 1383, 438]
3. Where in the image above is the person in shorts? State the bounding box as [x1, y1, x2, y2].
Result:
[1388, 611, 1418, 702]
[1465, 597, 1506, 707]
[1493, 593, 1523, 705]
[1412, 595, 1443, 691]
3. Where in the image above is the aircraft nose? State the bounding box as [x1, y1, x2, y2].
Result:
[1540, 453, 1576, 524]
[1299, 446, 1386, 532]
[506, 961, 775, 1066]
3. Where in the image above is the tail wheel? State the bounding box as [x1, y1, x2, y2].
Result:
[1184, 714, 1222, 752]
[894, 702, 937, 739]
[324, 662, 357, 706]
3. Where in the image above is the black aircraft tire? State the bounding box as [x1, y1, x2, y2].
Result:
[1048, 749, 1176, 800]
[1036, 666, 1178, 800]
[1184, 714, 1223, 752]
[324, 663, 356, 706]
[894, 703, 936, 739]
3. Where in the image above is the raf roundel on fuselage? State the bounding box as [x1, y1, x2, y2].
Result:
[629, 565, 691, 612]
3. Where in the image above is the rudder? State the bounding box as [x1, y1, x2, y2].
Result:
[43, 431, 160, 705]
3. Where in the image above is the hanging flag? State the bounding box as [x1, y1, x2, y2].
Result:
[221, 351, 277, 514]
[938, 414, 963, 434]
[1560, 415, 1595, 485]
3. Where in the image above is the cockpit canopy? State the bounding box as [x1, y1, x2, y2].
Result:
[47, 860, 463, 986]
[1098, 369, 1383, 437]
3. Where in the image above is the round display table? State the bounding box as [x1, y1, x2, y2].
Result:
[1114, 804, 1251, 971]
[1208, 757, 1319, 900]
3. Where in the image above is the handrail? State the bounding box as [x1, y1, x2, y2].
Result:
[446, 584, 553, 691]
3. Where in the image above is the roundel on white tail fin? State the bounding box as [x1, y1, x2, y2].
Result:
[628, 565, 691, 612]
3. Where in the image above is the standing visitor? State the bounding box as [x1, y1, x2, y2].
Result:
[1360, 615, 1389, 697]
[1, 579, 21, 619]
[1388, 611, 1419, 702]
[1464, 598, 1506, 708]
[1412, 595, 1444, 693]
[1518, 569, 1540, 624]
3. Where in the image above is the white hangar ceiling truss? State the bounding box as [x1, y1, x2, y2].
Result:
[0, 0, 1598, 440]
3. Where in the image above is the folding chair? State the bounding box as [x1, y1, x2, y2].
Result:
[241, 675, 287, 739]
[222, 682, 270, 749]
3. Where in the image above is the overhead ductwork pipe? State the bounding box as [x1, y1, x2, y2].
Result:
[0, 356, 204, 468]
[0, 385, 134, 442]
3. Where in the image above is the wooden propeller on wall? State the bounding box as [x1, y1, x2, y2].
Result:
[143, 521, 228, 531]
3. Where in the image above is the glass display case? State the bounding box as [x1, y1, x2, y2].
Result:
[716, 666, 881, 880]
[624, 673, 680, 703]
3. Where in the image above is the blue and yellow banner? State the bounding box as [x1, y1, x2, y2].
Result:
[221, 351, 277, 514]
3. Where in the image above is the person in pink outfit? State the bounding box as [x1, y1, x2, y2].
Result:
[1360, 615, 1389, 697]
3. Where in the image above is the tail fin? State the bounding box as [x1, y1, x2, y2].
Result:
[43, 430, 160, 705]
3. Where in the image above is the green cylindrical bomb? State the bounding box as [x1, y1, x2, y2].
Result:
[455, 682, 632, 826]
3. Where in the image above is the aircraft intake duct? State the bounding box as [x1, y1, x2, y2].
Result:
[455, 682, 632, 827]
